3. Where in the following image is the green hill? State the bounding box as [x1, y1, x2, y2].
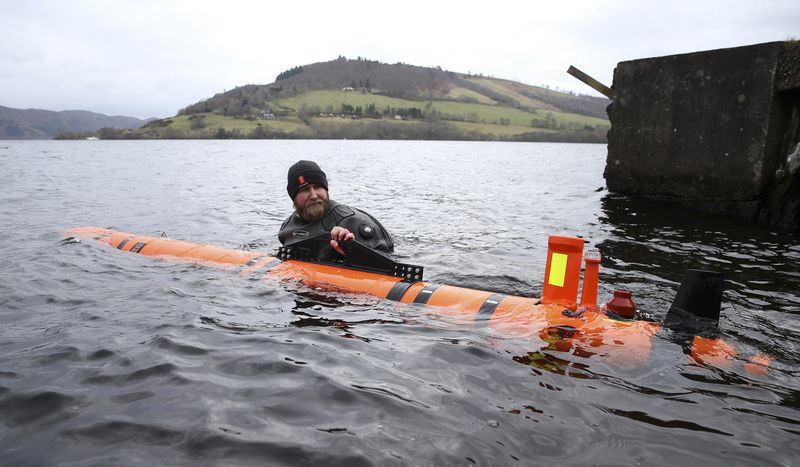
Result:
[105, 57, 611, 142]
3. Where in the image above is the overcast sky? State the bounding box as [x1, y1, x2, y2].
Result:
[2, 0, 798, 118]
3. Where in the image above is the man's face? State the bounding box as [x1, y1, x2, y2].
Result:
[293, 183, 330, 221]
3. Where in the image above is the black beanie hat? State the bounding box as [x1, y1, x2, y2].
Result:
[287, 160, 328, 200]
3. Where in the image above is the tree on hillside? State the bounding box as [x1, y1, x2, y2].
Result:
[276, 66, 304, 81]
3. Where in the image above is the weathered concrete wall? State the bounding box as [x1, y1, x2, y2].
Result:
[605, 41, 800, 227]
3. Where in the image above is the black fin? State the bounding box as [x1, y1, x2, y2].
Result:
[668, 269, 724, 321]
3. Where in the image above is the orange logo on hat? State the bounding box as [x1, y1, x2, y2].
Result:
[298, 175, 305, 184]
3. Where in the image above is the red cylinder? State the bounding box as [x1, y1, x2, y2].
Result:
[579, 250, 601, 309]
[606, 290, 636, 318]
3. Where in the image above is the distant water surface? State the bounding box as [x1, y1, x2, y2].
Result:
[0, 140, 797, 466]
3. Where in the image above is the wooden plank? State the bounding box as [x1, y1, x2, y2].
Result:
[567, 65, 615, 100]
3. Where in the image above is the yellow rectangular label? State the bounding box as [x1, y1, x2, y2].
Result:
[548, 252, 568, 287]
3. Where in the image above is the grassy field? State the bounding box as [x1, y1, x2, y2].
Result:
[127, 110, 605, 141]
[273, 90, 608, 129]
[466, 77, 554, 110]
[305, 116, 543, 137]
[309, 116, 417, 126]
[274, 90, 415, 113]
[443, 86, 496, 105]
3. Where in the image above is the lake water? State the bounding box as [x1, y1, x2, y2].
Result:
[0, 140, 797, 466]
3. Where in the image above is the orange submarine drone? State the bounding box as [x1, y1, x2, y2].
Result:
[63, 227, 771, 375]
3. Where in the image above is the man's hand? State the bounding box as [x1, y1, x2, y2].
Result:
[330, 226, 355, 256]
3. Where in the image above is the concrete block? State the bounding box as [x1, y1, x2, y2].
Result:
[605, 41, 800, 227]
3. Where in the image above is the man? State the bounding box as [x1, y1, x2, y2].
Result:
[278, 160, 394, 261]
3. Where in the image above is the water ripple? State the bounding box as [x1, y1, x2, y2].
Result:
[0, 140, 797, 466]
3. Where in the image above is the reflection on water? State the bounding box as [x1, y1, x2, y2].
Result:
[0, 140, 798, 465]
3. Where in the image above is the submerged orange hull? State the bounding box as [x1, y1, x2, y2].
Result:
[64, 226, 768, 373]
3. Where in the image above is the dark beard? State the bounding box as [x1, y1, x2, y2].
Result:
[296, 198, 331, 222]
